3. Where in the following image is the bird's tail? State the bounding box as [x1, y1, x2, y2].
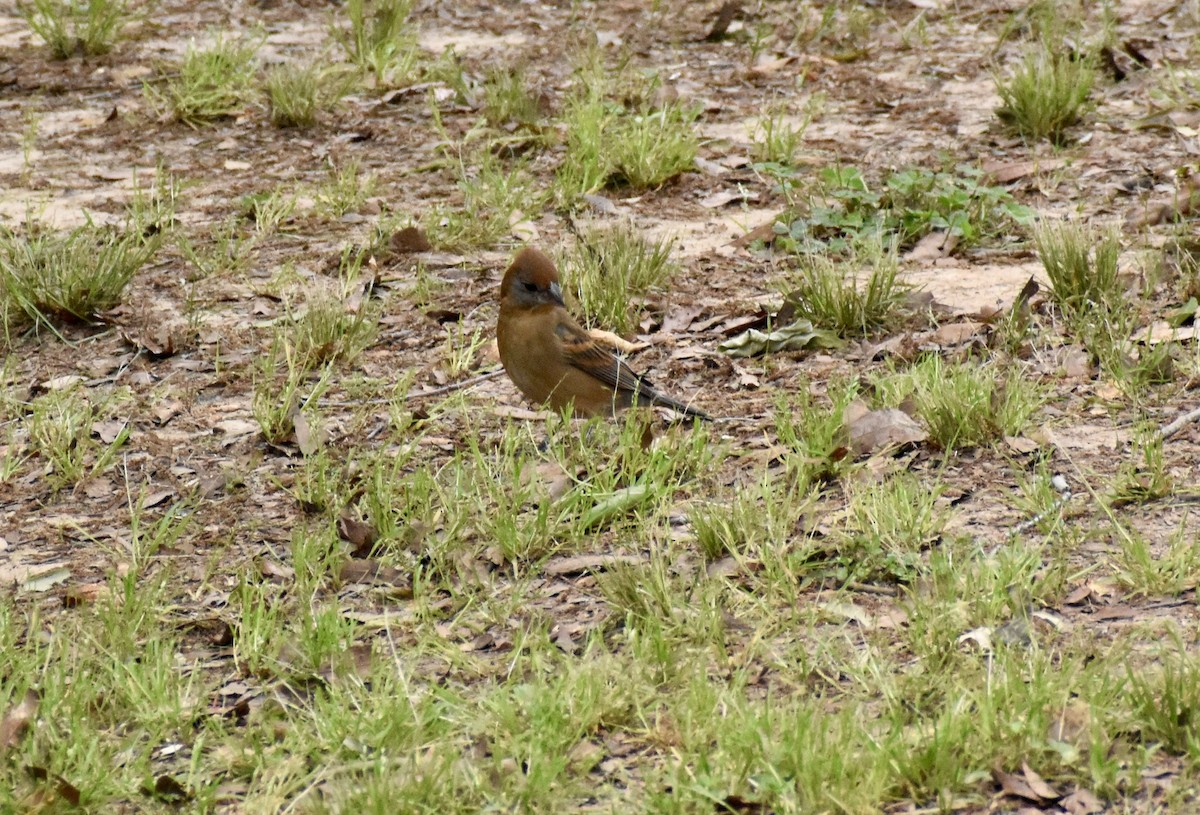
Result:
[644, 391, 711, 422]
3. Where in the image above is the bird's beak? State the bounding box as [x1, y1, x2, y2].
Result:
[549, 281, 564, 306]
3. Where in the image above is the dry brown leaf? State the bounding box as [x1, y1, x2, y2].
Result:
[478, 336, 501, 365]
[520, 460, 574, 502]
[698, 190, 739, 209]
[337, 513, 379, 558]
[842, 398, 870, 426]
[172, 358, 215, 373]
[925, 321, 984, 346]
[748, 55, 796, 77]
[1032, 611, 1068, 636]
[339, 559, 413, 595]
[694, 156, 730, 176]
[1061, 788, 1104, 814]
[152, 399, 185, 424]
[1013, 275, 1040, 311]
[492, 405, 544, 420]
[258, 559, 295, 582]
[661, 304, 705, 334]
[121, 322, 180, 357]
[1004, 436, 1040, 454]
[731, 218, 779, 248]
[736, 367, 761, 388]
[215, 419, 259, 438]
[1021, 762, 1061, 800]
[716, 154, 751, 169]
[0, 689, 38, 753]
[461, 632, 495, 652]
[318, 642, 373, 683]
[1132, 320, 1198, 344]
[906, 230, 958, 260]
[1041, 424, 1128, 451]
[1061, 347, 1094, 379]
[667, 345, 709, 363]
[991, 765, 1042, 802]
[1091, 604, 1136, 621]
[846, 408, 928, 455]
[1087, 578, 1120, 600]
[142, 490, 174, 508]
[542, 554, 645, 576]
[1048, 702, 1092, 744]
[510, 218, 538, 242]
[1061, 584, 1092, 605]
[820, 601, 874, 629]
[25, 766, 81, 806]
[1126, 176, 1200, 228]
[982, 158, 1066, 184]
[706, 556, 743, 579]
[85, 354, 134, 377]
[42, 374, 86, 391]
[582, 193, 619, 215]
[874, 606, 909, 629]
[292, 410, 319, 455]
[83, 476, 115, 499]
[553, 624, 583, 654]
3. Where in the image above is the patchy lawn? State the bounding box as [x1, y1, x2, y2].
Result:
[2, 0, 1200, 812]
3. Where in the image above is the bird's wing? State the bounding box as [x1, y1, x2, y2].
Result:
[555, 318, 646, 395]
[555, 314, 711, 420]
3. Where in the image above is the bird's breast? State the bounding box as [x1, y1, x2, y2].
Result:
[497, 307, 568, 406]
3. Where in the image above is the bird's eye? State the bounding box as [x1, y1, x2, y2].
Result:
[523, 282, 538, 293]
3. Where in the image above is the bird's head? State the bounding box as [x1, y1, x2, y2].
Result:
[501, 247, 565, 309]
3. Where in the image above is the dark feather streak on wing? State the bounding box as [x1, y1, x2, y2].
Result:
[556, 320, 646, 393]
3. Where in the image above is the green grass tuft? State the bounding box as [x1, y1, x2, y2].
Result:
[0, 221, 160, 340]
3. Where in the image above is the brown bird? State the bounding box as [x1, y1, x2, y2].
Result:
[497, 247, 709, 420]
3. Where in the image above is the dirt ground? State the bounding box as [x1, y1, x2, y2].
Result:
[2, 0, 1200, 812]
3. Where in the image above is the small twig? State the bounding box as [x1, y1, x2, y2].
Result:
[708, 413, 769, 423]
[1007, 493, 1072, 540]
[1006, 407, 1200, 544]
[1159, 404, 1200, 440]
[318, 368, 505, 408]
[1006, 474, 1073, 542]
[843, 581, 899, 597]
[407, 368, 505, 400]
[93, 348, 143, 386]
